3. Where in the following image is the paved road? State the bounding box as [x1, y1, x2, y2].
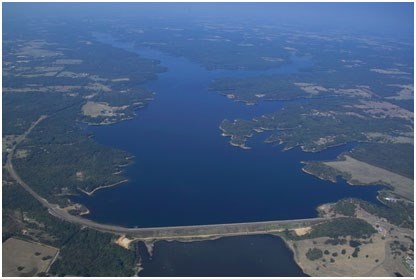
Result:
[6, 116, 326, 240]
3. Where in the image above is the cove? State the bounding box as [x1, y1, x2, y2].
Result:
[72, 35, 382, 228]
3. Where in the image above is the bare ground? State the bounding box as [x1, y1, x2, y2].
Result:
[114, 235, 135, 250]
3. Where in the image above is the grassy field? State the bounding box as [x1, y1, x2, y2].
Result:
[2, 237, 59, 276]
[81, 101, 128, 119]
[287, 198, 414, 277]
[290, 235, 389, 276]
[324, 155, 413, 201]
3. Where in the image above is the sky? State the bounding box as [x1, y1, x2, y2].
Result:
[3, 2, 414, 41]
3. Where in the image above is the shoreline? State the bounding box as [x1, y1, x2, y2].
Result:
[229, 141, 251, 150]
[300, 162, 393, 194]
[281, 237, 306, 276]
[219, 125, 252, 149]
[79, 116, 135, 126]
[135, 232, 310, 276]
[300, 166, 337, 183]
[80, 208, 90, 215]
[78, 179, 129, 196]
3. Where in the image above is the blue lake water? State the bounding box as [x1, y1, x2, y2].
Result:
[73, 35, 383, 228]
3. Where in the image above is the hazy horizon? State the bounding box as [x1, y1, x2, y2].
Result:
[4, 2, 414, 42]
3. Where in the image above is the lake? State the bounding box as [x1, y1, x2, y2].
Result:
[73, 34, 382, 228]
[137, 235, 307, 277]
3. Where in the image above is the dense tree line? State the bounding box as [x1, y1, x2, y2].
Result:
[332, 199, 357, 217]
[350, 143, 413, 179]
[305, 217, 376, 239]
[49, 229, 136, 277]
[332, 198, 413, 229]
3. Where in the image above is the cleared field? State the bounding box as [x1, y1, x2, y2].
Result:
[81, 101, 127, 118]
[324, 155, 413, 201]
[290, 235, 389, 277]
[2, 237, 59, 276]
[293, 201, 414, 277]
[353, 100, 413, 121]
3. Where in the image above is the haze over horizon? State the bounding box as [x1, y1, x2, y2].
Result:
[4, 2, 414, 41]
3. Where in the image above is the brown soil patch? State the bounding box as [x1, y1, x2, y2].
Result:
[293, 227, 311, 236]
[114, 235, 135, 250]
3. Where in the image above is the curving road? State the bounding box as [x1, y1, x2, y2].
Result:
[5, 115, 327, 240]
